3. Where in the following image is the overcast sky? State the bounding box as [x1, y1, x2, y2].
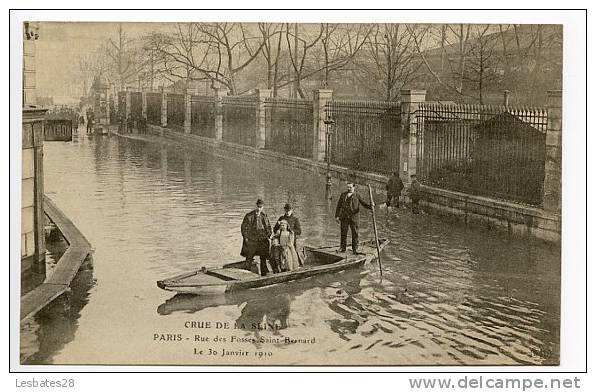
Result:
[36, 22, 160, 103]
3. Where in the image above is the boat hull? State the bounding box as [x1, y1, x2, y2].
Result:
[157, 239, 388, 295]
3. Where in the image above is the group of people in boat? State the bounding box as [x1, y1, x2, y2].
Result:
[240, 200, 303, 276]
[240, 174, 421, 276]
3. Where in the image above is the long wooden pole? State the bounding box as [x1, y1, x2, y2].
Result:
[368, 184, 383, 276]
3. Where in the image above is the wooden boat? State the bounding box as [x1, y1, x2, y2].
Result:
[157, 268, 368, 315]
[157, 238, 389, 295]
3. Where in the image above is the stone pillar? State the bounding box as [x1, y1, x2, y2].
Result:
[543, 90, 562, 213]
[141, 87, 147, 120]
[106, 89, 111, 125]
[184, 88, 193, 134]
[254, 89, 272, 149]
[125, 88, 131, 117]
[400, 90, 426, 183]
[125, 88, 132, 133]
[214, 88, 226, 142]
[160, 86, 168, 128]
[113, 84, 118, 113]
[312, 89, 333, 161]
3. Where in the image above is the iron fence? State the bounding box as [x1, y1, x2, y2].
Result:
[222, 96, 256, 147]
[191, 95, 216, 138]
[117, 92, 126, 119]
[326, 100, 401, 174]
[416, 103, 547, 206]
[130, 92, 142, 120]
[146, 93, 162, 126]
[264, 98, 313, 159]
[109, 98, 118, 125]
[167, 93, 185, 130]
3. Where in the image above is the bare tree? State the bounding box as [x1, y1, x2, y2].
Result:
[105, 23, 142, 90]
[407, 24, 479, 99]
[284, 23, 323, 98]
[505, 25, 561, 103]
[461, 25, 501, 104]
[257, 23, 286, 96]
[146, 23, 268, 95]
[144, 23, 209, 90]
[317, 23, 371, 88]
[76, 50, 111, 96]
[195, 22, 267, 94]
[355, 24, 423, 101]
[281, 23, 370, 97]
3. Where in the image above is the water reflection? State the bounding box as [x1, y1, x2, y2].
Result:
[21, 256, 96, 364]
[26, 134, 560, 365]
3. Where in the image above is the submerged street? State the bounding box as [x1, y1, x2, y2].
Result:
[21, 132, 560, 365]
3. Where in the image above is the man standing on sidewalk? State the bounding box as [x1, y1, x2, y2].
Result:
[335, 182, 372, 254]
[409, 174, 422, 214]
[385, 171, 404, 209]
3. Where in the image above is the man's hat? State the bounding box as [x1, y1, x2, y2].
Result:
[283, 203, 293, 210]
[256, 198, 264, 206]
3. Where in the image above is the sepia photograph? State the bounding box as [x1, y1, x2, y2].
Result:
[11, 9, 584, 370]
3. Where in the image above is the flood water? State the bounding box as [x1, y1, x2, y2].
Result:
[20, 131, 560, 366]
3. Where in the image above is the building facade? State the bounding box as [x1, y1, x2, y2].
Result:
[22, 22, 47, 283]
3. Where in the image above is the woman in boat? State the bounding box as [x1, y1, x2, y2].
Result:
[272, 219, 300, 272]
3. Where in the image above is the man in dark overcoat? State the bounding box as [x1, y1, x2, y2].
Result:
[86, 108, 94, 134]
[241, 199, 272, 275]
[335, 182, 372, 254]
[409, 174, 422, 214]
[274, 203, 304, 266]
[385, 171, 404, 208]
[274, 203, 302, 240]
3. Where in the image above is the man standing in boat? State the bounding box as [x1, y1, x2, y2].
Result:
[241, 199, 273, 276]
[335, 182, 372, 254]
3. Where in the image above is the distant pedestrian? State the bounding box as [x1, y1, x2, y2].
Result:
[409, 174, 422, 214]
[335, 182, 372, 254]
[241, 199, 272, 276]
[385, 171, 404, 209]
[86, 108, 94, 134]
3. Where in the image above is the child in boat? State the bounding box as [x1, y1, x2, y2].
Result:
[269, 237, 283, 273]
[272, 219, 300, 272]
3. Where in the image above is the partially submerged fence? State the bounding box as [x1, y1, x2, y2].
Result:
[327, 100, 401, 175]
[117, 92, 126, 120]
[222, 96, 256, 147]
[167, 93, 185, 130]
[130, 92, 142, 121]
[265, 98, 313, 159]
[416, 103, 547, 206]
[109, 99, 118, 125]
[146, 93, 162, 126]
[124, 88, 556, 209]
[191, 95, 215, 138]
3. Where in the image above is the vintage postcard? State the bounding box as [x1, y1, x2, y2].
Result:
[14, 12, 576, 368]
